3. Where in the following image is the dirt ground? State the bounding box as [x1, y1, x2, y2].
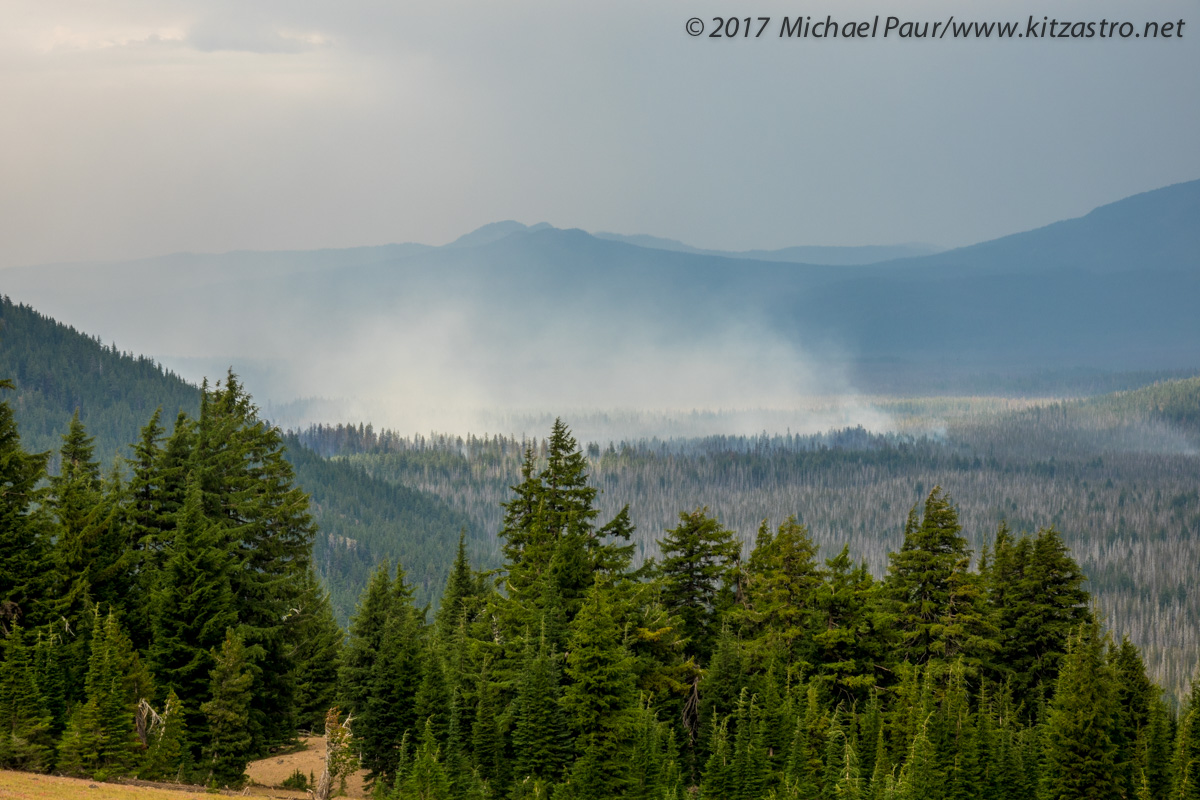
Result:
[0, 770, 214, 800]
[0, 738, 368, 800]
[244, 736, 368, 799]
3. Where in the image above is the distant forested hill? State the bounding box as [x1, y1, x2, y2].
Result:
[0, 296, 475, 620]
[0, 296, 201, 465]
[299, 380, 1200, 698]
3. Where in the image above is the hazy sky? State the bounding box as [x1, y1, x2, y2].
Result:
[1, 0, 1197, 268]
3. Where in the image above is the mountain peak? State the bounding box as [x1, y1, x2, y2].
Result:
[447, 220, 554, 249]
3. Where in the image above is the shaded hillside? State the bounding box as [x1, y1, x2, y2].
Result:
[0, 296, 200, 464]
[283, 435, 482, 621]
[0, 296, 474, 619]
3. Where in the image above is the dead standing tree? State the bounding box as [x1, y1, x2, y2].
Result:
[312, 707, 359, 800]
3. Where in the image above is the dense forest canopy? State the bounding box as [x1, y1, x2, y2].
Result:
[3, 392, 1200, 800]
[297, 382, 1200, 700]
[3, 294, 1200, 798]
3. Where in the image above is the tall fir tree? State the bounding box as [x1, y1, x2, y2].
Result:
[147, 477, 236, 754]
[658, 508, 740, 662]
[732, 517, 823, 671]
[510, 630, 571, 784]
[0, 379, 51, 632]
[1040, 620, 1119, 800]
[288, 568, 344, 733]
[201, 630, 254, 789]
[194, 373, 316, 748]
[880, 488, 995, 675]
[561, 579, 636, 800]
[1173, 669, 1200, 800]
[812, 545, 879, 704]
[0, 623, 54, 771]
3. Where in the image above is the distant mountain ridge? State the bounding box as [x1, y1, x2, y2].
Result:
[1, 179, 1197, 414]
[591, 231, 941, 265]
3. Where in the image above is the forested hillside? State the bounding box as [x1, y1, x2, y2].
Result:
[0, 296, 475, 618]
[6, 405, 1200, 799]
[300, 379, 1200, 699]
[3, 299, 1200, 797]
[0, 296, 200, 465]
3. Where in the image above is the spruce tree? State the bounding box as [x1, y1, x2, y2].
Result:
[813, 545, 879, 703]
[0, 623, 54, 771]
[824, 707, 862, 800]
[510, 631, 571, 784]
[122, 408, 170, 650]
[658, 508, 740, 662]
[201, 630, 254, 789]
[0, 379, 51, 631]
[562, 579, 636, 800]
[1173, 669, 1200, 800]
[499, 421, 632, 633]
[700, 715, 734, 800]
[785, 682, 827, 799]
[1110, 636, 1156, 800]
[148, 477, 236, 752]
[289, 569, 344, 733]
[733, 516, 823, 670]
[470, 657, 506, 790]
[57, 609, 146, 779]
[400, 718, 452, 800]
[140, 688, 188, 781]
[992, 526, 1091, 712]
[1040, 621, 1119, 800]
[339, 561, 393, 720]
[194, 373, 316, 748]
[730, 688, 769, 800]
[49, 415, 127, 629]
[880, 488, 996, 675]
[435, 530, 481, 640]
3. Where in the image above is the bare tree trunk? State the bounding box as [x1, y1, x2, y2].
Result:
[311, 708, 355, 800]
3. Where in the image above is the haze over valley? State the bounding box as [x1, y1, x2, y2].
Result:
[4, 179, 1198, 439]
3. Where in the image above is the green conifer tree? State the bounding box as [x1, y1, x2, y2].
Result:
[0, 623, 54, 771]
[400, 718, 452, 800]
[1041, 621, 1119, 800]
[785, 682, 827, 799]
[700, 715, 734, 800]
[470, 658, 507, 791]
[733, 517, 823, 671]
[880, 489, 994, 673]
[289, 569, 344, 733]
[140, 688, 188, 781]
[435, 531, 482, 641]
[148, 478, 236, 751]
[0, 379, 51, 631]
[201, 630, 254, 789]
[813, 545, 879, 704]
[194, 373, 316, 748]
[730, 688, 769, 800]
[510, 631, 571, 784]
[562, 579, 636, 800]
[658, 508, 740, 662]
[1173, 669, 1200, 800]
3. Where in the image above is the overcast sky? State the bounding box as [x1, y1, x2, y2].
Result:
[1, 0, 1196, 269]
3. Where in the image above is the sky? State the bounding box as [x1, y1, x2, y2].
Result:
[0, 0, 1197, 270]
